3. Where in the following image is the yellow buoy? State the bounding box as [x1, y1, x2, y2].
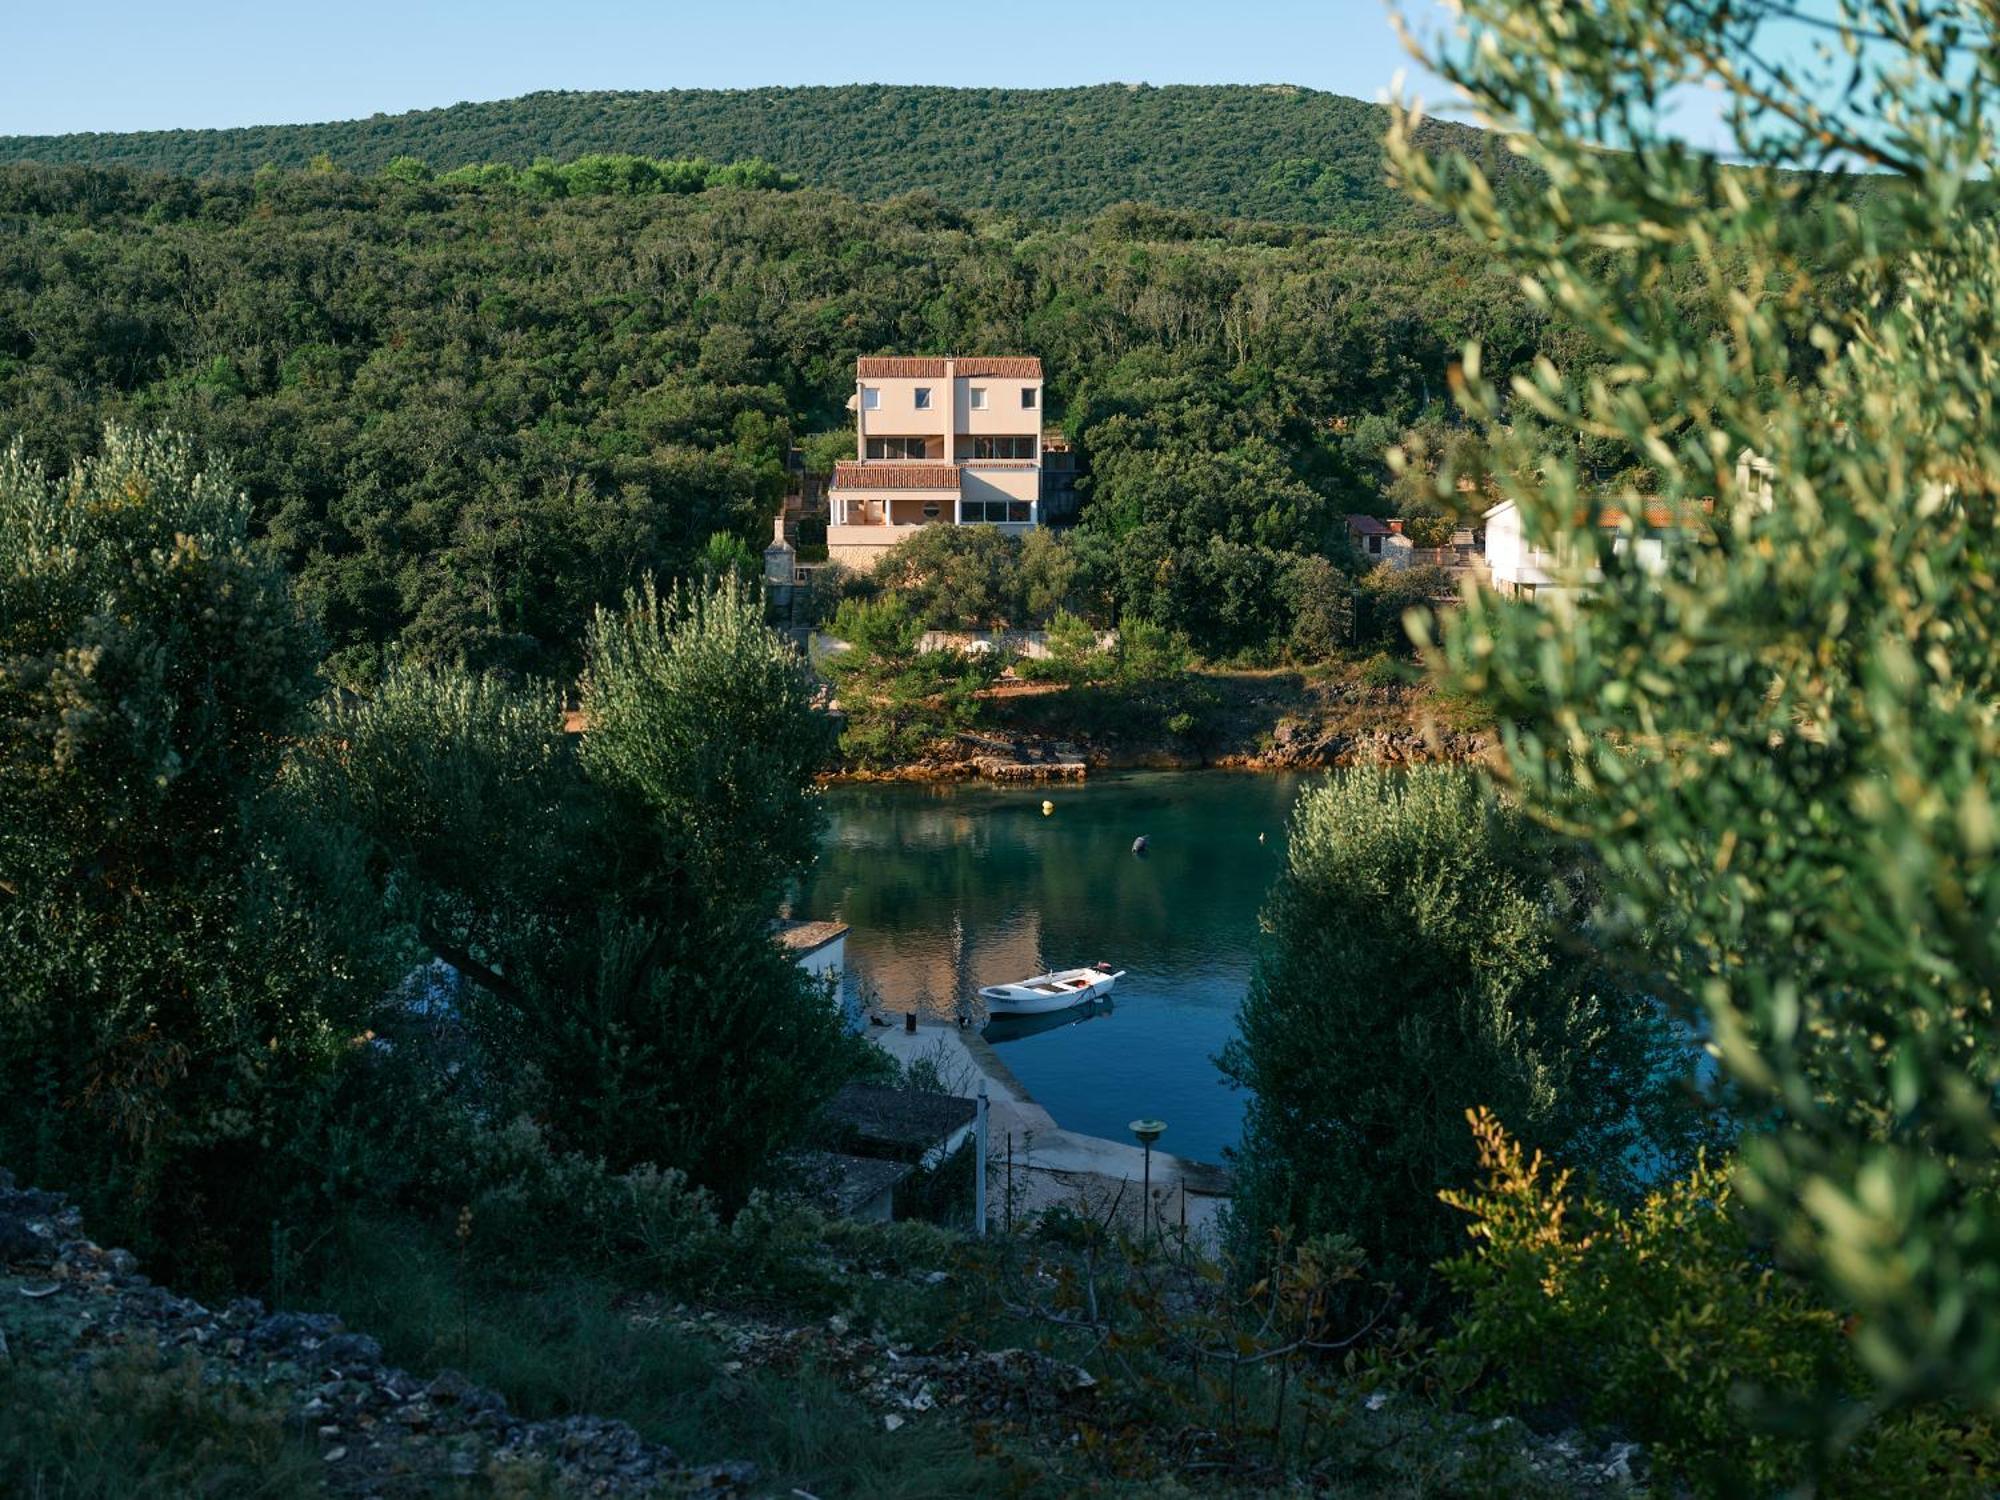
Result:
[1041, 799, 1054, 816]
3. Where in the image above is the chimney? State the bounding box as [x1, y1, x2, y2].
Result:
[763, 511, 796, 586]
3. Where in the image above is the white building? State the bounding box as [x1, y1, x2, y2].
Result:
[774, 919, 848, 986]
[1482, 497, 1700, 600]
[827, 356, 1045, 569]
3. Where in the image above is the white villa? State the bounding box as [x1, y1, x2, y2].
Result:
[827, 356, 1046, 568]
[1482, 496, 1708, 600]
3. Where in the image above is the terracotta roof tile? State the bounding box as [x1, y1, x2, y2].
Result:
[1591, 499, 1714, 530]
[831, 461, 961, 490]
[1345, 513, 1391, 535]
[855, 356, 1043, 379]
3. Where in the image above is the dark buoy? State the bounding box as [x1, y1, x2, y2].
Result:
[1131, 835, 1149, 855]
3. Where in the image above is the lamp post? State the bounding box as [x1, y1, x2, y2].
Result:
[1129, 1118, 1165, 1241]
[974, 1080, 989, 1237]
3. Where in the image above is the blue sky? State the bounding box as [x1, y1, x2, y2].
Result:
[4, 0, 1469, 136]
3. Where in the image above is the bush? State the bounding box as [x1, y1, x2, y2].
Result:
[0, 1349, 320, 1498]
[441, 1116, 725, 1286]
[1440, 1110, 2000, 1496]
[1113, 617, 1192, 685]
[1219, 767, 1703, 1303]
[823, 594, 1000, 767]
[305, 577, 863, 1204]
[0, 430, 391, 1284]
[1356, 563, 1454, 646]
[1023, 609, 1109, 686]
[1401, 513, 1457, 548]
[1359, 651, 1421, 688]
[871, 525, 1025, 629]
[1279, 552, 1354, 661]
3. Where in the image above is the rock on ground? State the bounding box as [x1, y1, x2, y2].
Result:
[0, 1169, 756, 1497]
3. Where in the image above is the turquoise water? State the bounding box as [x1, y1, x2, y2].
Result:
[801, 770, 1310, 1166]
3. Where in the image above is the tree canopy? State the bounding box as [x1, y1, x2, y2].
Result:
[0, 159, 1585, 672]
[1220, 766, 1700, 1300]
[0, 84, 1535, 231]
[1398, 0, 2000, 1411]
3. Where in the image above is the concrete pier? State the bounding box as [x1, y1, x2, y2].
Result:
[865, 1018, 1232, 1242]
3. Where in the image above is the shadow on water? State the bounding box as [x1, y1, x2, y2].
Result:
[801, 770, 1310, 1164]
[982, 996, 1115, 1044]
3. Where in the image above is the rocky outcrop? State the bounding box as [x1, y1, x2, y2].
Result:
[0, 1170, 755, 1497]
[827, 730, 1088, 784]
[1220, 719, 1494, 770]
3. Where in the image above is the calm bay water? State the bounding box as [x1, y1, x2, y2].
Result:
[800, 770, 1310, 1166]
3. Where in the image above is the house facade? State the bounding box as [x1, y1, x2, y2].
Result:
[827, 356, 1045, 568]
[775, 919, 849, 986]
[1483, 497, 1700, 599]
[1346, 512, 1428, 569]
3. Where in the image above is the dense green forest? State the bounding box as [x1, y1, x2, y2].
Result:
[0, 159, 1577, 679]
[0, 84, 1533, 230]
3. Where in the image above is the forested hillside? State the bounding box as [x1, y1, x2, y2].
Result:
[0, 160, 1601, 681]
[0, 85, 1530, 229]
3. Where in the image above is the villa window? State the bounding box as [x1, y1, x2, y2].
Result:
[961, 435, 1035, 461]
[861, 387, 880, 410]
[914, 386, 932, 409]
[1021, 386, 1038, 409]
[962, 498, 1033, 523]
[969, 387, 988, 410]
[866, 437, 932, 460]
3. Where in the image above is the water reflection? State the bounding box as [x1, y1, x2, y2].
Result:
[800, 771, 1309, 1164]
[982, 996, 1116, 1043]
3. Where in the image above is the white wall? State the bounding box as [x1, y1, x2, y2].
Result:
[795, 934, 845, 986]
[1483, 499, 1675, 597]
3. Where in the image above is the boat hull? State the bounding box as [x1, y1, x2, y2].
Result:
[978, 968, 1123, 1016]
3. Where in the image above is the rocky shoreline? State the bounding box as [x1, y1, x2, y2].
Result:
[821, 715, 1493, 785]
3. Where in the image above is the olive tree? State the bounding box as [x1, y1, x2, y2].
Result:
[1221, 767, 1699, 1301]
[0, 430, 388, 1275]
[309, 578, 859, 1201]
[1390, 0, 2000, 1402]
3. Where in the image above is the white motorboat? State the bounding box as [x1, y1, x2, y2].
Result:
[979, 962, 1125, 1016]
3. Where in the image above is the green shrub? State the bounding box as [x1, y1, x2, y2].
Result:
[1359, 651, 1420, 688]
[1220, 767, 1703, 1302]
[379, 154, 432, 183]
[871, 524, 1026, 629]
[1401, 513, 1457, 548]
[1440, 1110, 2000, 1496]
[0, 1347, 319, 1498]
[1278, 552, 1354, 661]
[823, 595, 999, 766]
[1023, 608, 1109, 686]
[0, 430, 392, 1284]
[448, 1117, 725, 1285]
[1113, 617, 1193, 686]
[1356, 563, 1454, 646]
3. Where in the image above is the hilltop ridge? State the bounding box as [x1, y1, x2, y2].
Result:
[0, 83, 1523, 229]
